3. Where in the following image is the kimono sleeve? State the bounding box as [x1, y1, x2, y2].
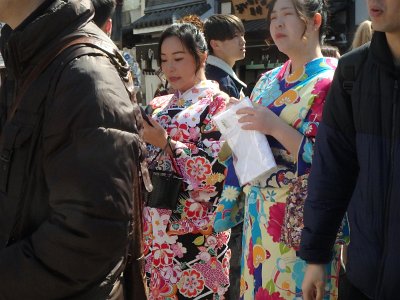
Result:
[296, 76, 333, 176]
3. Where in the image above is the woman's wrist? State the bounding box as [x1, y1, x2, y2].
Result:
[267, 115, 282, 137]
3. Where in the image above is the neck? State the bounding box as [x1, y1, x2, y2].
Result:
[179, 71, 207, 94]
[197, 70, 207, 82]
[1, 0, 46, 29]
[213, 52, 235, 68]
[386, 32, 400, 65]
[289, 45, 322, 74]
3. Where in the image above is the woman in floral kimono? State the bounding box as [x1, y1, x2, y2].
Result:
[142, 22, 231, 299]
[216, 0, 346, 299]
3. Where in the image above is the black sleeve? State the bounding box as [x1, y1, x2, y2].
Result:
[0, 55, 140, 298]
[299, 57, 360, 263]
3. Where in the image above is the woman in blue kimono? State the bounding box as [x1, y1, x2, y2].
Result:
[215, 0, 347, 299]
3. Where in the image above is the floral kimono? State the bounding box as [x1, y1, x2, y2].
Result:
[218, 58, 344, 300]
[144, 80, 231, 299]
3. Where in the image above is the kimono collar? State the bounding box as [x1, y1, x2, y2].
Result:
[277, 57, 337, 83]
[176, 80, 220, 102]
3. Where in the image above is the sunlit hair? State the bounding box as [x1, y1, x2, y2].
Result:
[158, 22, 207, 74]
[178, 15, 204, 33]
[351, 20, 373, 49]
[267, 0, 328, 44]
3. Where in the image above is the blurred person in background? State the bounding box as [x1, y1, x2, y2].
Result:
[351, 20, 373, 49]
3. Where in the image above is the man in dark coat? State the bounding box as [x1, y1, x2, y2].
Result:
[0, 0, 145, 299]
[300, 0, 400, 299]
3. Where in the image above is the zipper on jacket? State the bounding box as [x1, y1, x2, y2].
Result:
[375, 79, 398, 299]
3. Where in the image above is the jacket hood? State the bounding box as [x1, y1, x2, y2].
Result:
[0, 0, 94, 78]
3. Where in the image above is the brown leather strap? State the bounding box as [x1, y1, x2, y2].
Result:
[8, 36, 116, 122]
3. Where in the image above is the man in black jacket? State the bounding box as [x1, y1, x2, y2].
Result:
[0, 0, 145, 299]
[300, 0, 400, 299]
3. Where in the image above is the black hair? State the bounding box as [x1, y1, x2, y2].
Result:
[91, 0, 116, 28]
[267, 0, 328, 44]
[203, 14, 245, 55]
[321, 44, 340, 58]
[158, 22, 207, 74]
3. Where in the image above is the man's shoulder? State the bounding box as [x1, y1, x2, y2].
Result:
[205, 64, 228, 77]
[205, 64, 236, 85]
[340, 43, 370, 65]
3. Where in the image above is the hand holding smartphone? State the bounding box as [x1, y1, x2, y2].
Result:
[140, 106, 154, 127]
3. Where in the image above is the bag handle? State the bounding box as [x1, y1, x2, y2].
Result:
[149, 135, 183, 177]
[7, 37, 97, 123]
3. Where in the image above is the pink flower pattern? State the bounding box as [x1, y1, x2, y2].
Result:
[255, 287, 285, 300]
[267, 203, 286, 243]
[186, 157, 212, 182]
[178, 269, 205, 298]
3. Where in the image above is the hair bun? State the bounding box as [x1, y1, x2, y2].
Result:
[178, 15, 204, 32]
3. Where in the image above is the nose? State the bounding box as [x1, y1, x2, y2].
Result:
[274, 16, 284, 29]
[163, 61, 175, 73]
[240, 35, 246, 45]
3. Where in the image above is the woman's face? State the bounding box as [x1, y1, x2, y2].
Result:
[160, 36, 200, 93]
[269, 0, 308, 56]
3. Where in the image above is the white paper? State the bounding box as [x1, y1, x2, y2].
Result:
[213, 97, 276, 186]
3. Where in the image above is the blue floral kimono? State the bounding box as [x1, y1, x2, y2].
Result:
[215, 58, 347, 300]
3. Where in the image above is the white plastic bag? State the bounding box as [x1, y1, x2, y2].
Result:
[213, 97, 276, 186]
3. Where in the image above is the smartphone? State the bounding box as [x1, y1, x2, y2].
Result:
[140, 106, 154, 127]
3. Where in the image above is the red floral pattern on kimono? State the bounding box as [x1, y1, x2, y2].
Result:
[144, 80, 231, 299]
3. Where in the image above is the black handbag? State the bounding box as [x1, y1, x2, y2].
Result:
[146, 170, 183, 210]
[146, 137, 183, 210]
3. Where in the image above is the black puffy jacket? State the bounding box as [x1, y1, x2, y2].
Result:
[299, 31, 400, 299]
[0, 0, 143, 299]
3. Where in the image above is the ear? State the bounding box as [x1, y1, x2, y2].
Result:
[312, 13, 322, 31]
[102, 18, 113, 36]
[210, 39, 221, 52]
[200, 52, 208, 67]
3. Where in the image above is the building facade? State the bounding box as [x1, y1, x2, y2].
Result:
[121, 0, 368, 104]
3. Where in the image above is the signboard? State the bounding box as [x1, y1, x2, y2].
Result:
[232, 0, 270, 21]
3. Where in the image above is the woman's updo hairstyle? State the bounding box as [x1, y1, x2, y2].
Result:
[158, 15, 207, 73]
[267, 0, 329, 44]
